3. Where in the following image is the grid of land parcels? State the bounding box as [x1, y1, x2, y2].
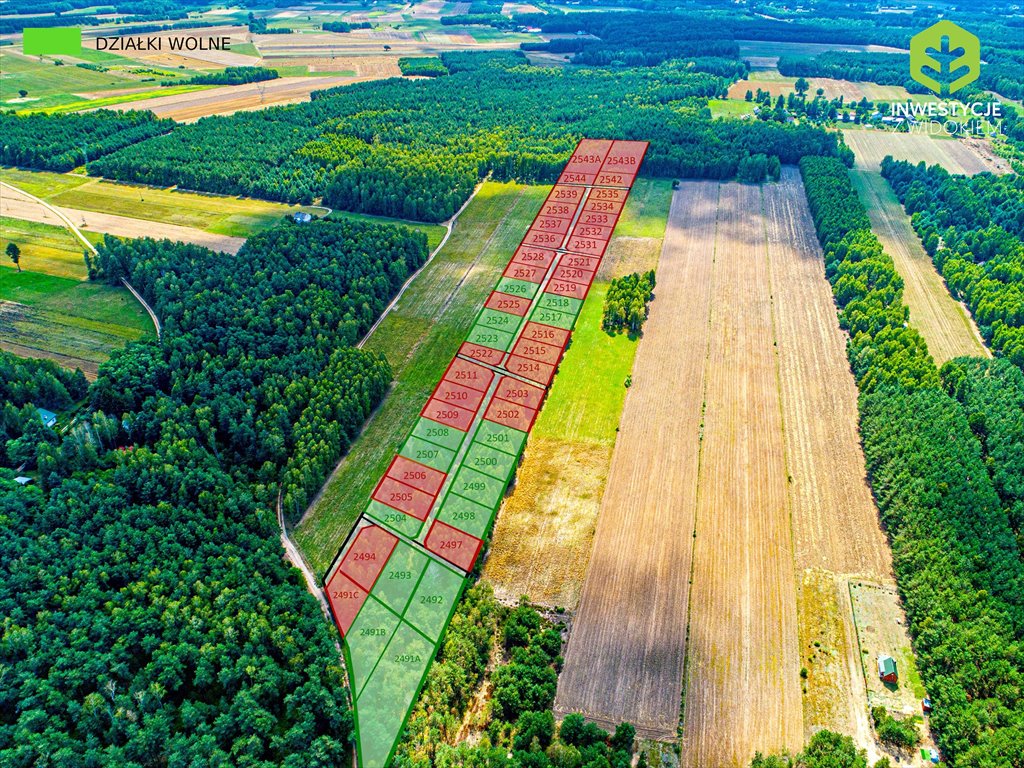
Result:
[557, 169, 901, 762]
[320, 139, 648, 768]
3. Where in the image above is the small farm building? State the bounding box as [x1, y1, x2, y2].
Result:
[878, 654, 898, 683]
[37, 408, 57, 428]
[293, 212, 312, 224]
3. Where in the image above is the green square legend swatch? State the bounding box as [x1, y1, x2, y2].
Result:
[23, 28, 82, 56]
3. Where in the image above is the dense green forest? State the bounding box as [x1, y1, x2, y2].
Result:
[880, 158, 1024, 370]
[602, 270, 655, 335]
[0, 110, 170, 172]
[83, 52, 843, 221]
[800, 155, 1024, 766]
[0, 217, 433, 761]
[395, 585, 635, 767]
[941, 357, 1024, 552]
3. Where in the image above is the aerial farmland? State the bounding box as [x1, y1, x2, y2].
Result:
[1, 1, 1022, 767]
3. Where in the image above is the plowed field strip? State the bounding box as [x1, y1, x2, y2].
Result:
[555, 182, 719, 739]
[681, 183, 802, 767]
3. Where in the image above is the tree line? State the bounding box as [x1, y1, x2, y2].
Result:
[81, 52, 844, 222]
[1, 215, 432, 762]
[398, 57, 448, 77]
[171, 65, 279, 86]
[800, 155, 1024, 765]
[881, 157, 1024, 370]
[0, 110, 170, 172]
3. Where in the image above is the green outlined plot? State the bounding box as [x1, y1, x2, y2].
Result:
[347, 596, 401, 697]
[399, 435, 457, 472]
[354, 621, 435, 768]
[435, 492, 494, 539]
[495, 275, 540, 299]
[472, 420, 527, 457]
[403, 558, 465, 641]
[463, 441, 518, 483]
[411, 416, 467, 452]
[450, 465, 507, 508]
[371, 541, 429, 615]
[466, 322, 516, 352]
[364, 499, 425, 539]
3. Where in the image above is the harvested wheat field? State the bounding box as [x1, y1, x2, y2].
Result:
[555, 182, 719, 739]
[843, 131, 992, 363]
[681, 181, 802, 766]
[558, 172, 904, 761]
[763, 169, 898, 758]
[842, 129, 1006, 175]
[105, 75, 371, 121]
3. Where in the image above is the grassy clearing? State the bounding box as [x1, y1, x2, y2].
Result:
[613, 178, 674, 238]
[0, 270, 153, 377]
[2, 168, 444, 243]
[294, 182, 546, 576]
[36, 85, 214, 115]
[0, 216, 101, 279]
[708, 98, 757, 119]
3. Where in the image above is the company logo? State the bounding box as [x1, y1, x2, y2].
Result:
[910, 21, 980, 95]
[23, 27, 82, 56]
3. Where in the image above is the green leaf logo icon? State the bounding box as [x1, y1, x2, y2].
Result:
[910, 20, 980, 95]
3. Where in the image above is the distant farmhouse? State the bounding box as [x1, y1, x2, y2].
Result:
[37, 408, 57, 429]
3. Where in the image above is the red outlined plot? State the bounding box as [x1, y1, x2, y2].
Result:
[568, 222, 615, 242]
[560, 253, 602, 271]
[421, 398, 476, 431]
[596, 140, 648, 186]
[539, 197, 581, 219]
[325, 571, 368, 637]
[338, 524, 398, 592]
[424, 519, 484, 572]
[504, 261, 547, 284]
[528, 215, 573, 236]
[384, 455, 446, 496]
[494, 375, 547, 410]
[512, 245, 558, 269]
[511, 337, 564, 365]
[522, 229, 563, 249]
[504, 355, 557, 386]
[372, 476, 435, 521]
[582, 197, 626, 215]
[519, 321, 571, 348]
[552, 263, 597, 286]
[558, 139, 613, 185]
[432, 379, 486, 413]
[485, 292, 531, 317]
[485, 395, 540, 431]
[458, 342, 506, 366]
[547, 184, 586, 206]
[588, 187, 629, 204]
[546, 278, 591, 300]
[564, 234, 611, 257]
[442, 357, 494, 393]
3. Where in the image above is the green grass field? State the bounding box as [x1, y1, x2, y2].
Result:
[708, 98, 757, 119]
[293, 182, 546, 576]
[0, 217, 101, 279]
[613, 178, 674, 239]
[0, 270, 154, 377]
[0, 49, 191, 111]
[1, 168, 445, 244]
[37, 85, 213, 115]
